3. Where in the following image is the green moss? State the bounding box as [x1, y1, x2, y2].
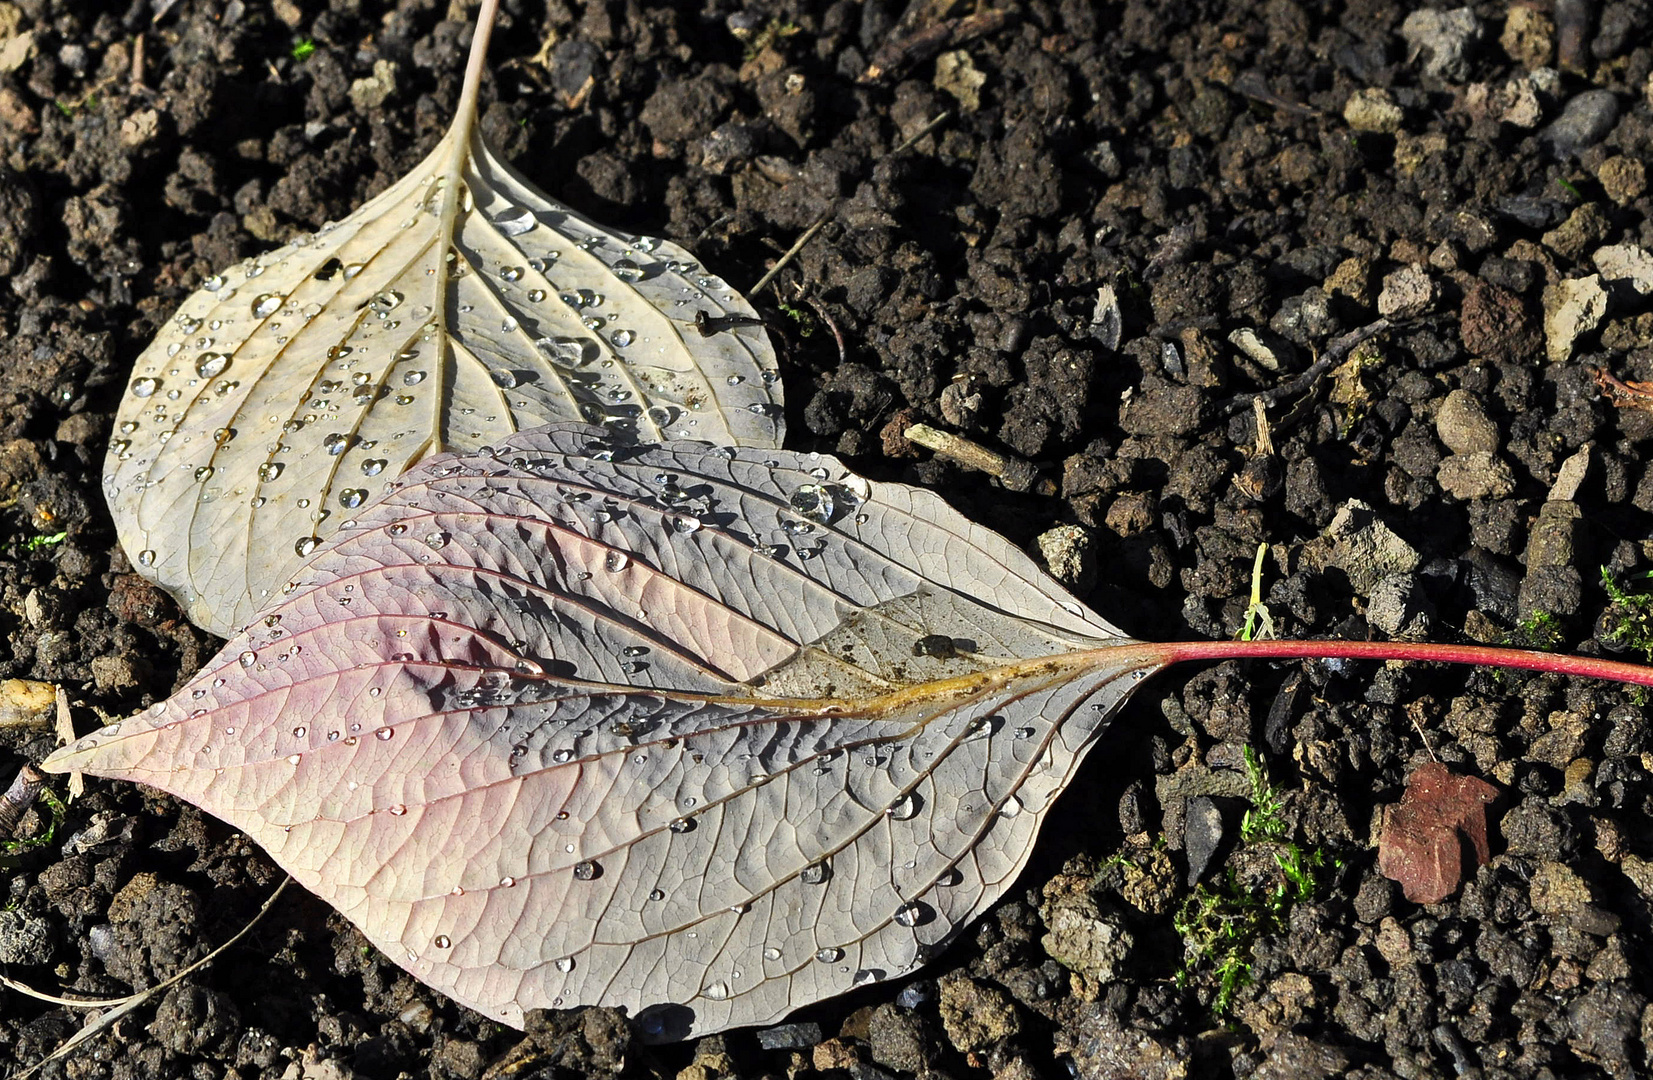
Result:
[1599, 567, 1653, 663]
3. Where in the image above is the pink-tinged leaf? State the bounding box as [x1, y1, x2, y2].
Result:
[1376, 761, 1500, 905]
[44, 425, 1168, 1039]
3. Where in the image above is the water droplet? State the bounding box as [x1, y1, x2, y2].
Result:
[491, 369, 520, 389]
[611, 329, 635, 347]
[816, 947, 843, 963]
[500, 316, 519, 333]
[137, 549, 157, 567]
[402, 370, 427, 387]
[894, 901, 931, 927]
[434, 935, 451, 949]
[495, 208, 536, 236]
[395, 394, 415, 406]
[204, 274, 225, 290]
[852, 969, 882, 987]
[324, 433, 350, 456]
[500, 265, 524, 282]
[801, 860, 832, 885]
[605, 551, 630, 573]
[648, 888, 666, 901]
[573, 860, 601, 881]
[287, 753, 302, 765]
[612, 258, 643, 281]
[375, 727, 394, 741]
[195, 352, 229, 378]
[668, 514, 701, 535]
[1000, 794, 1024, 819]
[763, 947, 783, 961]
[131, 376, 160, 398]
[424, 531, 449, 549]
[292, 725, 307, 738]
[252, 293, 282, 317]
[555, 956, 575, 973]
[295, 536, 320, 556]
[194, 465, 214, 482]
[370, 290, 403, 312]
[258, 462, 283, 482]
[339, 488, 367, 509]
[888, 792, 920, 820]
[790, 484, 836, 524]
[702, 980, 730, 1001]
[552, 748, 574, 763]
[669, 817, 696, 834]
[388, 804, 407, 816]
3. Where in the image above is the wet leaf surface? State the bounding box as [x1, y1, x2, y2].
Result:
[48, 424, 1165, 1039]
[105, 14, 780, 639]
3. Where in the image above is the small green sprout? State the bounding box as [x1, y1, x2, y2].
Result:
[1238, 543, 1275, 642]
[292, 38, 317, 62]
[776, 301, 816, 337]
[1, 786, 66, 869]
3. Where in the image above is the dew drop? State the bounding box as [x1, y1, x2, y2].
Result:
[499, 265, 525, 281]
[669, 817, 696, 834]
[137, 549, 157, 567]
[204, 274, 225, 290]
[295, 536, 320, 556]
[555, 956, 575, 973]
[292, 725, 307, 737]
[495, 208, 536, 236]
[605, 551, 630, 573]
[339, 488, 367, 509]
[370, 290, 403, 312]
[611, 328, 635, 347]
[887, 792, 920, 820]
[801, 860, 832, 885]
[324, 433, 350, 455]
[894, 901, 930, 927]
[424, 531, 449, 549]
[252, 293, 282, 317]
[258, 462, 283, 482]
[491, 369, 520, 389]
[815, 947, 843, 963]
[572, 860, 601, 881]
[702, 980, 730, 1001]
[500, 316, 519, 333]
[789, 484, 836, 524]
[434, 935, 451, 949]
[131, 376, 160, 398]
[612, 258, 643, 281]
[500, 876, 516, 887]
[239, 650, 256, 667]
[552, 748, 574, 763]
[648, 888, 666, 902]
[387, 804, 407, 816]
[195, 352, 230, 378]
[194, 466, 214, 482]
[1000, 794, 1024, 819]
[668, 514, 702, 535]
[852, 969, 881, 987]
[763, 947, 783, 961]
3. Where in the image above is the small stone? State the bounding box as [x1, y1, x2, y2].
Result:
[1377, 265, 1436, 317]
[1033, 524, 1097, 592]
[1366, 573, 1435, 638]
[0, 910, 54, 965]
[1326, 499, 1420, 595]
[1542, 275, 1609, 362]
[1460, 281, 1540, 362]
[1435, 389, 1499, 454]
[1229, 327, 1296, 371]
[755, 1022, 823, 1051]
[1596, 155, 1647, 205]
[933, 49, 985, 111]
[1325, 257, 1372, 305]
[1593, 244, 1653, 296]
[938, 972, 1021, 1052]
[1401, 8, 1482, 81]
[1540, 90, 1620, 160]
[1437, 452, 1516, 501]
[1500, 5, 1555, 68]
[1183, 796, 1225, 885]
[348, 59, 400, 112]
[1344, 88, 1404, 133]
[0, 677, 55, 726]
[1542, 203, 1611, 261]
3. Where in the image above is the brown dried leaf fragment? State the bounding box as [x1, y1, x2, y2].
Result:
[1593, 367, 1653, 411]
[1377, 761, 1499, 904]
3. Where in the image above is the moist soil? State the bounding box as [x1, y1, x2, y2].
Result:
[4, 1, 1653, 1078]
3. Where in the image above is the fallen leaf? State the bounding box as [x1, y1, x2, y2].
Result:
[45, 424, 1168, 1040]
[105, 2, 781, 639]
[1376, 761, 1499, 904]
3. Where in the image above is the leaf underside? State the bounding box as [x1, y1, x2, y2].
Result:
[49, 425, 1164, 1039]
[107, 127, 781, 638]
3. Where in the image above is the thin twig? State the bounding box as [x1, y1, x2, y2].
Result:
[0, 764, 44, 839]
[904, 423, 1038, 492]
[1219, 318, 1392, 417]
[801, 294, 847, 366]
[10, 877, 293, 1079]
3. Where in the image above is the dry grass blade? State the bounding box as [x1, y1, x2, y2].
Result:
[106, 0, 781, 638]
[47, 424, 1163, 1040]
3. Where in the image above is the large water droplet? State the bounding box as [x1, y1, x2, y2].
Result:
[137, 549, 157, 567]
[258, 462, 283, 482]
[252, 293, 282, 317]
[801, 860, 832, 885]
[611, 329, 635, 347]
[491, 369, 520, 389]
[852, 969, 882, 987]
[888, 792, 921, 820]
[894, 901, 931, 928]
[131, 376, 160, 398]
[669, 817, 696, 834]
[572, 860, 601, 881]
[668, 514, 701, 535]
[324, 433, 350, 456]
[295, 536, 320, 556]
[239, 650, 257, 667]
[495, 208, 536, 236]
[555, 956, 575, 973]
[194, 466, 214, 482]
[605, 551, 630, 573]
[370, 290, 403, 312]
[702, 980, 730, 1001]
[815, 947, 843, 963]
[339, 488, 367, 509]
[790, 484, 836, 524]
[612, 258, 643, 281]
[195, 353, 230, 378]
[434, 935, 451, 949]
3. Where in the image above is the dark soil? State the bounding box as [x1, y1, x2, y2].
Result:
[4, 1, 1653, 1078]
